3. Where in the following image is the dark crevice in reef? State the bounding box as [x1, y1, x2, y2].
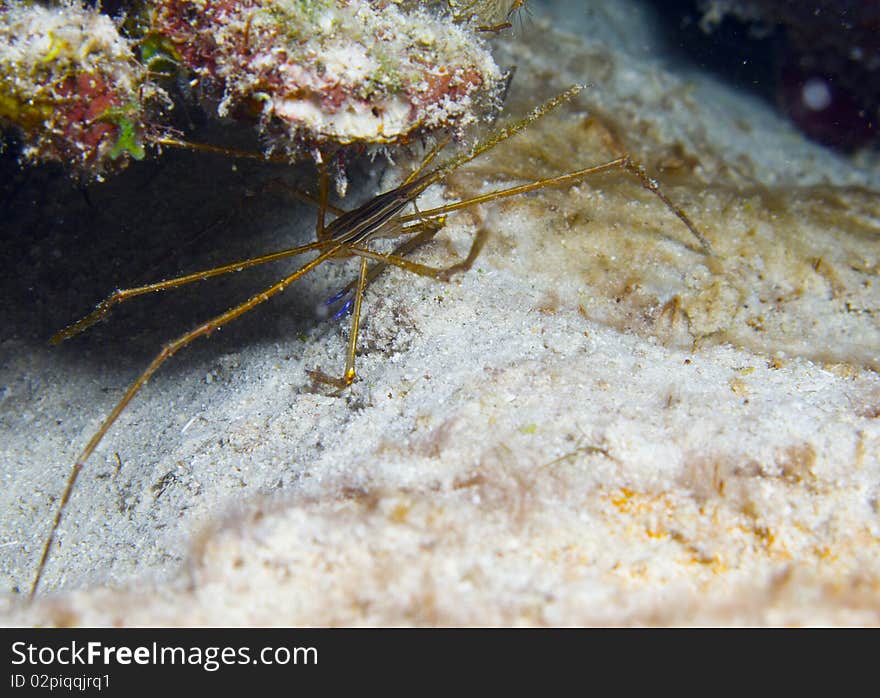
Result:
[642, 0, 878, 151]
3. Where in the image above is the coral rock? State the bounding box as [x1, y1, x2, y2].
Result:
[0, 2, 149, 177]
[151, 0, 504, 149]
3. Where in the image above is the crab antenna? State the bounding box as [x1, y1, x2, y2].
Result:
[419, 84, 587, 192]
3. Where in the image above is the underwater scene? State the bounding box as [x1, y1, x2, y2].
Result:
[0, 0, 878, 625]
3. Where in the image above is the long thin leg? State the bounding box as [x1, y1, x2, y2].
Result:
[342, 257, 370, 385]
[327, 162, 699, 307]
[400, 157, 712, 254]
[262, 178, 345, 216]
[301, 138, 454, 390]
[308, 221, 487, 392]
[402, 135, 452, 186]
[152, 135, 296, 165]
[52, 239, 330, 343]
[315, 222, 446, 389]
[308, 255, 369, 389]
[153, 135, 347, 216]
[324, 221, 445, 312]
[351, 226, 489, 282]
[621, 158, 712, 253]
[30, 241, 344, 598]
[361, 223, 445, 284]
[55, 162, 358, 345]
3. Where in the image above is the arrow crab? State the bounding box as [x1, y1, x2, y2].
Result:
[2, 2, 712, 598]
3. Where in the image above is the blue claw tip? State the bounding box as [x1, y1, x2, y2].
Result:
[332, 297, 354, 321]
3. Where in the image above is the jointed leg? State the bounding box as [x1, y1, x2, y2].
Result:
[620, 157, 712, 254]
[262, 178, 345, 217]
[31, 242, 344, 598]
[307, 221, 487, 392]
[54, 163, 356, 345]
[316, 164, 330, 240]
[399, 157, 712, 254]
[152, 135, 296, 165]
[324, 220, 446, 315]
[351, 225, 489, 282]
[152, 135, 347, 217]
[52, 239, 331, 344]
[313, 222, 446, 389]
[303, 139, 455, 390]
[308, 255, 369, 390]
[402, 135, 452, 186]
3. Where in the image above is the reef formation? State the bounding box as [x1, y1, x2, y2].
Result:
[0, 1, 515, 178]
[699, 0, 879, 149]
